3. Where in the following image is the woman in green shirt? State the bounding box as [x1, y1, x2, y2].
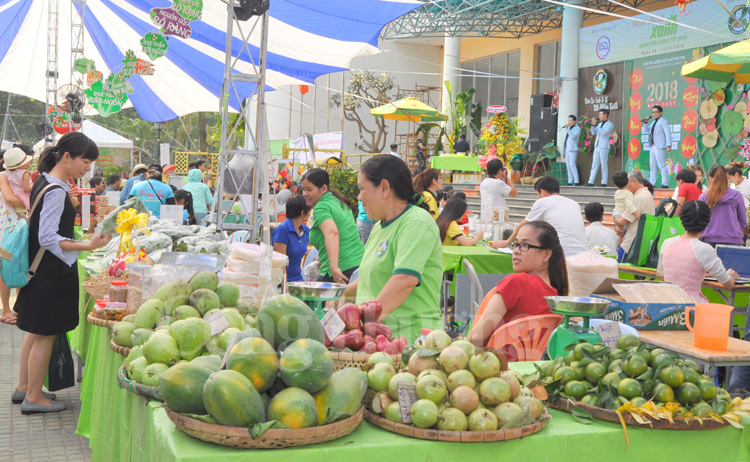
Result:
[300, 169, 364, 283]
[342, 156, 443, 341]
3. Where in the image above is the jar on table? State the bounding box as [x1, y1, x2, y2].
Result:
[109, 280, 128, 303]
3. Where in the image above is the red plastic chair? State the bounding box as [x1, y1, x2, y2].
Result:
[486, 314, 563, 362]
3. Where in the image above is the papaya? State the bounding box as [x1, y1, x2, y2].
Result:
[279, 338, 333, 394]
[159, 363, 213, 414]
[237, 328, 262, 341]
[314, 367, 368, 425]
[190, 355, 222, 372]
[226, 337, 278, 393]
[257, 294, 325, 350]
[267, 387, 318, 428]
[202, 370, 265, 427]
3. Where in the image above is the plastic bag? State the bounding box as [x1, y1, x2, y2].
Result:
[97, 197, 150, 236]
[303, 261, 320, 281]
[566, 250, 619, 297]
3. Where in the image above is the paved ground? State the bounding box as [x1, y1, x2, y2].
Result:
[0, 320, 91, 462]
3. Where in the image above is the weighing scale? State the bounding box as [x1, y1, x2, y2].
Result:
[285, 282, 347, 320]
[545, 296, 610, 359]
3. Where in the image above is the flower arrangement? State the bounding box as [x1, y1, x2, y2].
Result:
[476, 112, 526, 170]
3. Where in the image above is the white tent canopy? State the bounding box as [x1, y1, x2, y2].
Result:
[0, 0, 419, 122]
[32, 120, 133, 155]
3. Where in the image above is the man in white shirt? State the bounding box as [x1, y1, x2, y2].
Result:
[492, 175, 588, 258]
[586, 109, 614, 187]
[388, 143, 401, 159]
[561, 115, 581, 186]
[616, 170, 655, 262]
[584, 202, 618, 255]
[645, 105, 672, 188]
[479, 159, 517, 221]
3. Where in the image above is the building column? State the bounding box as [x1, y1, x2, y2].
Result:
[441, 35, 461, 113]
[557, 0, 584, 152]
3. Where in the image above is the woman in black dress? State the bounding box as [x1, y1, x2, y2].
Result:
[14, 132, 111, 414]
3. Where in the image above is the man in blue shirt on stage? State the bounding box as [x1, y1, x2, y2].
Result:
[561, 115, 581, 186]
[645, 105, 672, 188]
[585, 109, 614, 187]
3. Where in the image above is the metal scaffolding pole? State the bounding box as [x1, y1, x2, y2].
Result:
[45, 0, 60, 145]
[213, 1, 269, 242]
[71, 0, 86, 88]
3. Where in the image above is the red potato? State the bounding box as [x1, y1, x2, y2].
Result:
[360, 300, 383, 323]
[363, 342, 377, 354]
[364, 335, 374, 344]
[383, 343, 396, 354]
[375, 335, 389, 352]
[390, 339, 404, 354]
[394, 337, 408, 351]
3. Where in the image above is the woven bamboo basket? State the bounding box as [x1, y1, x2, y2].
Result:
[549, 398, 729, 430]
[86, 312, 116, 328]
[364, 408, 549, 442]
[110, 339, 131, 357]
[117, 365, 163, 401]
[330, 351, 401, 372]
[166, 407, 365, 449]
[82, 273, 121, 302]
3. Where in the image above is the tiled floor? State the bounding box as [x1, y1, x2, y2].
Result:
[0, 321, 91, 462]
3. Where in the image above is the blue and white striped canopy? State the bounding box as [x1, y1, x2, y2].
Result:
[0, 0, 419, 122]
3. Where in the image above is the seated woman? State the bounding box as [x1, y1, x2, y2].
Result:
[657, 200, 737, 303]
[436, 197, 484, 246]
[272, 195, 311, 283]
[467, 221, 568, 347]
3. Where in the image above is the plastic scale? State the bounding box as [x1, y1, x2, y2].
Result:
[545, 296, 609, 359]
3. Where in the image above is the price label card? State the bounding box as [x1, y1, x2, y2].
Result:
[220, 333, 240, 370]
[397, 382, 418, 424]
[204, 310, 230, 337]
[320, 309, 345, 341]
[160, 204, 184, 222]
[105, 191, 120, 206]
[82, 194, 91, 230]
[595, 321, 623, 349]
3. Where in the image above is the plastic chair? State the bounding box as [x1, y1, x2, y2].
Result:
[463, 259, 484, 322]
[486, 314, 564, 362]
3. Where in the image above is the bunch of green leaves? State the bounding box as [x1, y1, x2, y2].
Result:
[327, 167, 360, 217]
[443, 81, 482, 153]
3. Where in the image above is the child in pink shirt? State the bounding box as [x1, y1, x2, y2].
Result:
[2, 148, 33, 213]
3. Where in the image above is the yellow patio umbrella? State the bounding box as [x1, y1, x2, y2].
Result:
[681, 39, 750, 84]
[370, 97, 448, 122]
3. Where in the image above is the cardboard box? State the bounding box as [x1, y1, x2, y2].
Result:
[592, 278, 694, 330]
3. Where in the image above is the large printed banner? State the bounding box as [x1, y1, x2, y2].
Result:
[579, 0, 749, 68]
[624, 50, 694, 184]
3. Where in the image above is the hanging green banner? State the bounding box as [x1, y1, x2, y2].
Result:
[140, 32, 169, 60]
[85, 80, 129, 117]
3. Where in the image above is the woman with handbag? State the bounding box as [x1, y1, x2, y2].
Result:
[14, 132, 111, 414]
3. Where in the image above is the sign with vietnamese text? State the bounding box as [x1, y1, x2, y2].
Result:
[486, 105, 508, 113]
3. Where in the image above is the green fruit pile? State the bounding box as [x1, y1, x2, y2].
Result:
[541, 334, 734, 419]
[369, 330, 547, 432]
[124, 286, 368, 432]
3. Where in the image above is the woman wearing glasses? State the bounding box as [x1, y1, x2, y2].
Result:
[467, 221, 569, 347]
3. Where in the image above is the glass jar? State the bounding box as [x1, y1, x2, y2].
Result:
[94, 300, 107, 319]
[104, 302, 128, 321]
[109, 280, 128, 303]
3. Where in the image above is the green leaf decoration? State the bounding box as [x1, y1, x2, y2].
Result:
[249, 420, 291, 438]
[141, 32, 169, 61]
[570, 406, 593, 424]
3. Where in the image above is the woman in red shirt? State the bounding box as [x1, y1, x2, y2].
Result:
[674, 168, 702, 215]
[467, 221, 569, 347]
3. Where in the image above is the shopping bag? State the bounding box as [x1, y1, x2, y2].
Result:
[646, 216, 685, 268]
[625, 214, 663, 267]
[655, 197, 679, 218]
[47, 333, 75, 392]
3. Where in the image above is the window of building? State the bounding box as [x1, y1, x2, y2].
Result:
[460, 50, 521, 119]
[536, 41, 560, 95]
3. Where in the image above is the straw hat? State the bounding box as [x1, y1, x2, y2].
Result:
[3, 147, 33, 171]
[129, 163, 147, 177]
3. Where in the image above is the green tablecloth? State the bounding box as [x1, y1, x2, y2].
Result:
[442, 245, 514, 275]
[431, 156, 482, 172]
[78, 353, 750, 462]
